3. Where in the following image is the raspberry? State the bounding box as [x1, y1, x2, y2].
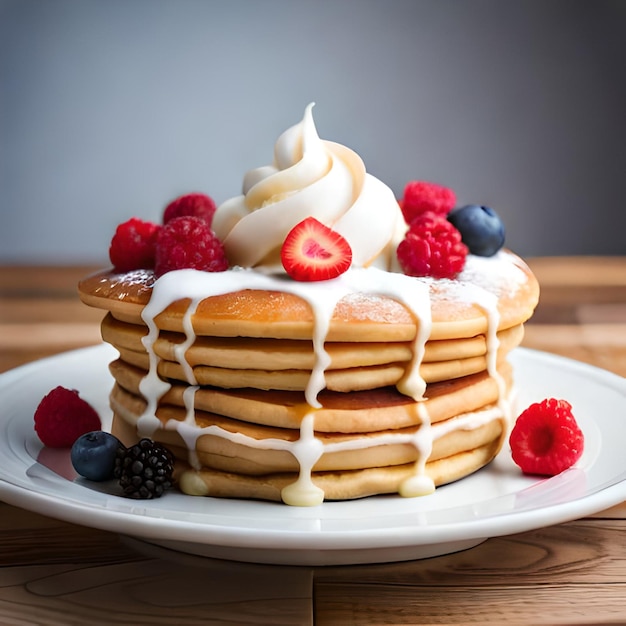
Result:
[396, 212, 468, 279]
[163, 192, 217, 226]
[509, 398, 584, 476]
[400, 181, 456, 224]
[154, 216, 229, 277]
[34, 386, 102, 448]
[109, 217, 161, 272]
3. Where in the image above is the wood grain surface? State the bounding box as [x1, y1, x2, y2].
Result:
[1, 258, 625, 625]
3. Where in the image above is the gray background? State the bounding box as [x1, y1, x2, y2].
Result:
[1, 0, 625, 264]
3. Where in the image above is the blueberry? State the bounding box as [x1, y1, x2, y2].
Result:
[447, 204, 505, 257]
[71, 431, 124, 481]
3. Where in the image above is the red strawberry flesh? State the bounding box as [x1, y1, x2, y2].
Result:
[281, 217, 352, 281]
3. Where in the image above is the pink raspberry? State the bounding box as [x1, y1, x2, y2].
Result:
[34, 386, 102, 448]
[163, 193, 217, 226]
[400, 181, 456, 224]
[109, 217, 161, 272]
[396, 212, 468, 279]
[154, 216, 229, 276]
[509, 398, 584, 476]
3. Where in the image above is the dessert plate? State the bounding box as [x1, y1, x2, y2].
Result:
[1, 344, 625, 566]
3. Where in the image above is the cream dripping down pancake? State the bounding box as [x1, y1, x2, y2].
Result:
[78, 103, 539, 505]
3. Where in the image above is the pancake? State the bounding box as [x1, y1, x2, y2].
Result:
[79, 250, 538, 342]
[115, 344, 515, 391]
[173, 441, 502, 502]
[109, 358, 513, 433]
[101, 313, 524, 369]
[110, 385, 506, 474]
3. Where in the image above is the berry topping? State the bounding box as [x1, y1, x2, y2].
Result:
[114, 438, 174, 499]
[447, 204, 505, 257]
[163, 192, 217, 226]
[400, 181, 456, 224]
[34, 387, 102, 448]
[281, 217, 352, 282]
[109, 217, 161, 273]
[509, 398, 584, 476]
[154, 215, 229, 277]
[71, 431, 125, 481]
[396, 212, 468, 279]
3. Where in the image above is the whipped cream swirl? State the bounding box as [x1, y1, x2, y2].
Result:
[212, 103, 406, 272]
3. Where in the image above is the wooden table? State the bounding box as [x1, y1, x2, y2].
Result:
[1, 258, 625, 625]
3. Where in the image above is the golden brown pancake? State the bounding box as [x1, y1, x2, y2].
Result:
[78, 250, 538, 342]
[101, 313, 524, 370]
[174, 441, 502, 502]
[109, 358, 513, 433]
[110, 387, 505, 475]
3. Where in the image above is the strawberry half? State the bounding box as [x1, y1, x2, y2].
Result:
[280, 217, 352, 281]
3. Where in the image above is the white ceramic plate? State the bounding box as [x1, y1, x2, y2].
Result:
[1, 345, 625, 566]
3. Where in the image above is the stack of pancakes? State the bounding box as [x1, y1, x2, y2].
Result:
[78, 250, 539, 505]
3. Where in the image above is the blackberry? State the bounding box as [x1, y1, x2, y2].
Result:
[114, 438, 174, 499]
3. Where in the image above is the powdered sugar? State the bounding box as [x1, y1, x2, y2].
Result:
[458, 251, 529, 298]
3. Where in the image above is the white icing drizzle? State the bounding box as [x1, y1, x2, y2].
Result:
[135, 255, 521, 505]
[281, 412, 325, 506]
[176, 299, 202, 385]
[182, 385, 198, 425]
[181, 385, 201, 469]
[399, 403, 435, 497]
[138, 310, 172, 436]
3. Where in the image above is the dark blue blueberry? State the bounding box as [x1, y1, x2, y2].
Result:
[447, 204, 505, 257]
[71, 431, 125, 481]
